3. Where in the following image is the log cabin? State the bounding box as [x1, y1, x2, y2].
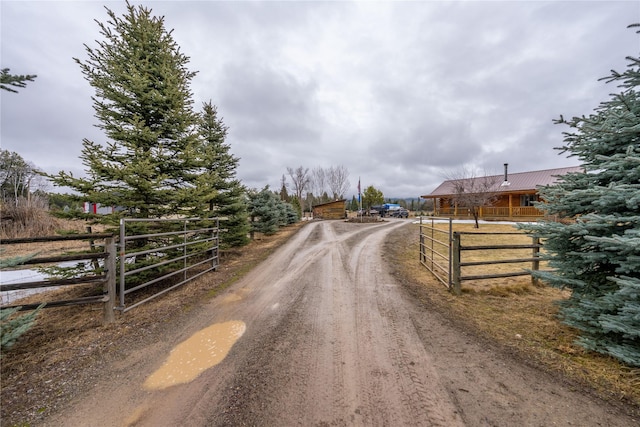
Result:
[421, 165, 583, 220]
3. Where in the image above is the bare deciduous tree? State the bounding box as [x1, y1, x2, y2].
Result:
[0, 150, 42, 206]
[327, 165, 350, 200]
[311, 167, 327, 203]
[446, 167, 501, 228]
[286, 166, 310, 203]
[289, 165, 351, 213]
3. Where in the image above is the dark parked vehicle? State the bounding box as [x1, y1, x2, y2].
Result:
[391, 208, 409, 218]
[370, 204, 409, 218]
[357, 208, 378, 216]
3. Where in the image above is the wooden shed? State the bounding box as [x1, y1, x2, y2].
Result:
[312, 199, 347, 220]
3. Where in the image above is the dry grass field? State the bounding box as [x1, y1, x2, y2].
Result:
[388, 221, 640, 410]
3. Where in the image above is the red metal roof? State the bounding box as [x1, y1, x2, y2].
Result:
[423, 166, 583, 198]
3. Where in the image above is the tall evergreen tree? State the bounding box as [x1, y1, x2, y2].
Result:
[279, 174, 289, 201]
[1, 68, 36, 93]
[289, 197, 302, 221]
[523, 25, 640, 366]
[49, 2, 201, 219]
[196, 101, 249, 248]
[349, 196, 358, 211]
[248, 187, 280, 237]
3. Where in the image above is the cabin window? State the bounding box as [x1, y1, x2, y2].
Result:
[520, 194, 539, 206]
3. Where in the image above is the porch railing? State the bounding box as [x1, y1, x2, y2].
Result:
[434, 206, 542, 218]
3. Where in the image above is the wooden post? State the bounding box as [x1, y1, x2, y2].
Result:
[531, 236, 540, 286]
[103, 237, 116, 324]
[86, 226, 100, 270]
[452, 232, 461, 295]
[86, 226, 94, 249]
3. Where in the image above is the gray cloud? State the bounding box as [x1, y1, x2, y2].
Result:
[219, 62, 321, 143]
[1, 0, 637, 199]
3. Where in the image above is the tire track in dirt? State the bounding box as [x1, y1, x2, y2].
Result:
[203, 219, 464, 426]
[348, 220, 463, 426]
[238, 219, 465, 426]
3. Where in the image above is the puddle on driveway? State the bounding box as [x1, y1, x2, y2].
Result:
[144, 320, 246, 390]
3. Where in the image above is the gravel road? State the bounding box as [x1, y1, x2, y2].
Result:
[44, 220, 637, 426]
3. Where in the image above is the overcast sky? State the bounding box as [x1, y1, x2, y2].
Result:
[2, 1, 639, 199]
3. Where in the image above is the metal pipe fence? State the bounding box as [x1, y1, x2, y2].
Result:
[418, 217, 452, 289]
[118, 217, 219, 312]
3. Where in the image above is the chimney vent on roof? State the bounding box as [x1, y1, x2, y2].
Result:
[501, 163, 511, 187]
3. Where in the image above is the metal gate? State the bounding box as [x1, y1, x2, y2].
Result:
[118, 217, 219, 312]
[418, 217, 452, 289]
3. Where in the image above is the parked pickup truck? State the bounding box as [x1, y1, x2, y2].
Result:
[371, 204, 409, 218]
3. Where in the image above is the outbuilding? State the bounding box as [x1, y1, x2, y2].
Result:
[312, 199, 347, 220]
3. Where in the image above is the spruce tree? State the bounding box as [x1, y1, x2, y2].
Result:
[248, 187, 280, 236]
[279, 174, 289, 201]
[1, 302, 45, 356]
[1, 68, 36, 93]
[50, 2, 201, 219]
[350, 196, 359, 211]
[523, 25, 640, 366]
[196, 101, 249, 248]
[290, 197, 302, 220]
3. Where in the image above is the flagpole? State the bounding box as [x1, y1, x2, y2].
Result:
[358, 177, 362, 222]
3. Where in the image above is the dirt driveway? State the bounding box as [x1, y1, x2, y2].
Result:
[42, 220, 636, 426]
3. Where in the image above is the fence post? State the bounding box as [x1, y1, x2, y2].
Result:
[86, 226, 100, 270]
[447, 217, 452, 288]
[531, 236, 540, 286]
[452, 232, 461, 295]
[103, 237, 116, 324]
[419, 219, 425, 263]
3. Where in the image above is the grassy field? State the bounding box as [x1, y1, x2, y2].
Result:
[391, 221, 639, 411]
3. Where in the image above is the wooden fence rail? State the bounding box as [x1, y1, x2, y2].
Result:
[451, 231, 541, 295]
[1, 233, 116, 324]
